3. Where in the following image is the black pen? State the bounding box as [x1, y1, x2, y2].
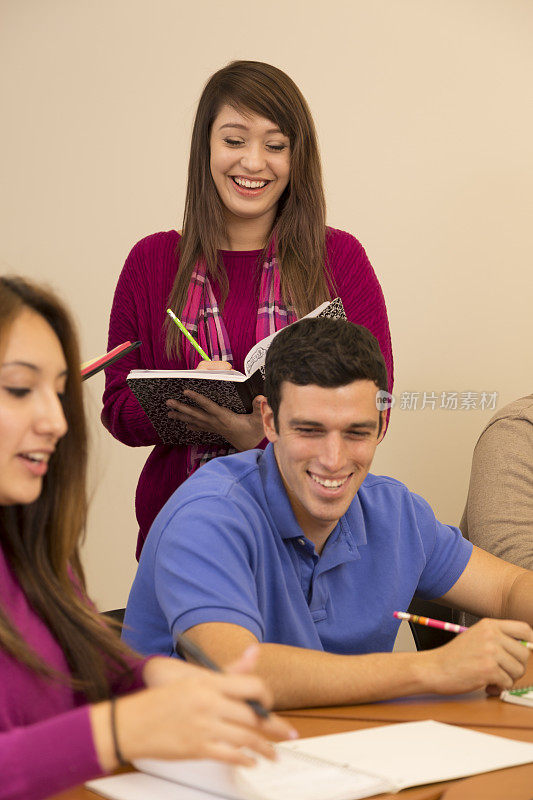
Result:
[174, 632, 270, 719]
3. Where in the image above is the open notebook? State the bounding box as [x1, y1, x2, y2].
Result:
[86, 719, 533, 800]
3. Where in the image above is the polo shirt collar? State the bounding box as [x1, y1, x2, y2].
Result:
[259, 443, 303, 540]
[258, 443, 368, 552]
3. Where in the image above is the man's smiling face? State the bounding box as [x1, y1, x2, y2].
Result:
[262, 380, 384, 547]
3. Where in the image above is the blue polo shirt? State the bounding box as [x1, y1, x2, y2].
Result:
[123, 444, 472, 656]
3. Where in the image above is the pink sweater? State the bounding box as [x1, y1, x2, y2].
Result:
[103, 228, 394, 558]
[0, 547, 145, 800]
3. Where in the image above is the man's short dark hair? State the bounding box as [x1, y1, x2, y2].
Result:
[265, 317, 388, 431]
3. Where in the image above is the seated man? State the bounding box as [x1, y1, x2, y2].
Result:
[123, 318, 533, 709]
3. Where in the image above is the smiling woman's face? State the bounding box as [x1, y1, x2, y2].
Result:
[0, 308, 68, 506]
[209, 104, 291, 231]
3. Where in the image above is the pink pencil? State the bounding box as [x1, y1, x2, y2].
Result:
[394, 610, 533, 649]
[394, 610, 466, 634]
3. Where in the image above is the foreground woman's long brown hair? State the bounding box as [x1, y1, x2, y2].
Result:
[0, 276, 294, 800]
[0, 275, 135, 701]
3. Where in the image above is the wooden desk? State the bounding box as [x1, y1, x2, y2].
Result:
[440, 763, 533, 800]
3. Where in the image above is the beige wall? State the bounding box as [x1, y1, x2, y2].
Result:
[1, 0, 532, 611]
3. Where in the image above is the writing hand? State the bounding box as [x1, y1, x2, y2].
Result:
[91, 646, 296, 771]
[195, 359, 232, 371]
[421, 618, 531, 695]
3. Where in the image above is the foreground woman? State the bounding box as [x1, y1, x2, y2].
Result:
[0, 276, 293, 800]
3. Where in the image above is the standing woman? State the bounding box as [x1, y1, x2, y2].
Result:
[103, 60, 393, 558]
[0, 277, 292, 800]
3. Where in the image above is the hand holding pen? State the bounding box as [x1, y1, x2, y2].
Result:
[165, 308, 265, 449]
[174, 633, 271, 719]
[108, 646, 296, 769]
[395, 612, 533, 695]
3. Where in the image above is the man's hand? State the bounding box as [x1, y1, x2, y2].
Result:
[420, 618, 532, 695]
[166, 360, 266, 451]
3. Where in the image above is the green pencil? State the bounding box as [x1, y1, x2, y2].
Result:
[166, 309, 211, 362]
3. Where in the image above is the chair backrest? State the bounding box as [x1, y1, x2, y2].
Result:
[102, 607, 126, 633]
[407, 598, 457, 650]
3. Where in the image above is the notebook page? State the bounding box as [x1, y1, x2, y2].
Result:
[281, 719, 533, 789]
[86, 771, 218, 799]
[235, 748, 390, 800]
[134, 751, 389, 800]
[133, 757, 250, 799]
[242, 298, 343, 376]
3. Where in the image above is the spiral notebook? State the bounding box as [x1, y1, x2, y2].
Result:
[85, 719, 533, 800]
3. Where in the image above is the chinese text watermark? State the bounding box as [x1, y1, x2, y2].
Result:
[376, 391, 498, 412]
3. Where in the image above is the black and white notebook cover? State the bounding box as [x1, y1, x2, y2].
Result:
[127, 298, 345, 447]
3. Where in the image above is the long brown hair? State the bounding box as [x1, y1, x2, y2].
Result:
[165, 60, 334, 357]
[0, 277, 137, 702]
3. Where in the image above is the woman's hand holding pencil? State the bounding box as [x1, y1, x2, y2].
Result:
[165, 309, 265, 449]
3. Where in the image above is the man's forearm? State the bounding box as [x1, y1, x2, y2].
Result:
[503, 569, 533, 625]
[186, 622, 432, 709]
[186, 618, 532, 708]
[254, 643, 431, 709]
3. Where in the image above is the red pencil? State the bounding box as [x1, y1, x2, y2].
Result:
[81, 340, 141, 380]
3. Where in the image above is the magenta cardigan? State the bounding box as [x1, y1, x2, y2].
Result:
[102, 227, 394, 558]
[0, 547, 146, 800]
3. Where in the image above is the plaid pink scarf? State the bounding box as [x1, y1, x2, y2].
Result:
[181, 250, 297, 475]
